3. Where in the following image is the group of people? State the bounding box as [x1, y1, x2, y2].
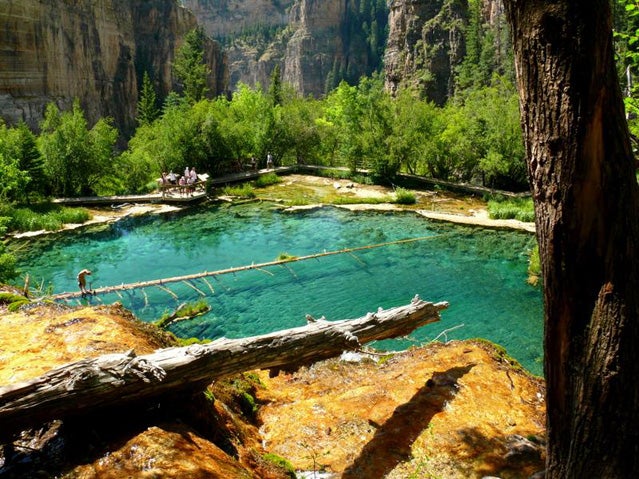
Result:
[160, 167, 200, 196]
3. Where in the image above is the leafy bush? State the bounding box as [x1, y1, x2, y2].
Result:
[394, 187, 417, 204]
[254, 172, 281, 187]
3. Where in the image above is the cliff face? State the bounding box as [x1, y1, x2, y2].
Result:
[384, 0, 468, 105]
[0, 0, 225, 136]
[184, 0, 387, 97]
[181, 0, 292, 38]
[283, 0, 346, 95]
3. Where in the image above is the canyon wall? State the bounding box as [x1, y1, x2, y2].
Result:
[0, 0, 226, 135]
[184, 0, 387, 97]
[384, 0, 468, 105]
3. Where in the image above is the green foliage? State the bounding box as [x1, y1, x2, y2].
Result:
[262, 453, 296, 478]
[173, 27, 210, 104]
[254, 172, 281, 187]
[222, 183, 255, 198]
[268, 64, 283, 106]
[137, 71, 159, 126]
[222, 373, 263, 421]
[38, 100, 118, 197]
[0, 250, 18, 284]
[0, 122, 32, 203]
[331, 195, 392, 205]
[613, 0, 639, 140]
[155, 299, 210, 328]
[457, 0, 515, 92]
[0, 203, 91, 233]
[394, 187, 417, 204]
[277, 252, 298, 261]
[487, 196, 535, 222]
[528, 243, 541, 286]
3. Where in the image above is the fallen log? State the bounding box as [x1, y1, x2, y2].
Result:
[0, 297, 447, 441]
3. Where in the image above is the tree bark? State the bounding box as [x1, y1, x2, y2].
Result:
[0, 298, 446, 442]
[503, 1, 639, 477]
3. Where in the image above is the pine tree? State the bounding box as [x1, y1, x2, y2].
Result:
[137, 72, 159, 126]
[173, 27, 210, 104]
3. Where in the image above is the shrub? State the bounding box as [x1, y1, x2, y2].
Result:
[394, 187, 417, 205]
[254, 172, 281, 187]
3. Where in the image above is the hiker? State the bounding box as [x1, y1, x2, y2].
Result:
[267, 153, 274, 169]
[77, 269, 92, 295]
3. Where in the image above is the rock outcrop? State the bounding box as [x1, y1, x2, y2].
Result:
[0, 0, 226, 136]
[184, 0, 388, 97]
[384, 0, 468, 104]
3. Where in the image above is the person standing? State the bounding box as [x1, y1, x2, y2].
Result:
[266, 153, 273, 169]
[77, 269, 92, 295]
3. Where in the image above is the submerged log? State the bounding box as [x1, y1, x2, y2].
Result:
[0, 298, 447, 441]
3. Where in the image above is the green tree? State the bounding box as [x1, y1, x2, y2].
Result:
[38, 100, 118, 197]
[322, 81, 363, 172]
[173, 27, 210, 104]
[0, 122, 35, 202]
[137, 71, 159, 126]
[281, 97, 323, 165]
[387, 88, 442, 176]
[268, 64, 283, 107]
[13, 122, 46, 200]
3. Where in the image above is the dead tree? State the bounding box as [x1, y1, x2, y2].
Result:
[0, 298, 447, 441]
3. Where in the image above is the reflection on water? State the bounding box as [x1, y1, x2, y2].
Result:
[15, 204, 543, 375]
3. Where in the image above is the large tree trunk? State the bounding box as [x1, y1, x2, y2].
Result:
[503, 1, 639, 477]
[0, 298, 445, 443]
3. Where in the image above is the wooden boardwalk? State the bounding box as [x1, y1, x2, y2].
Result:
[52, 167, 296, 207]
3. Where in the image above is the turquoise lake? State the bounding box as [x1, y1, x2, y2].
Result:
[15, 204, 544, 375]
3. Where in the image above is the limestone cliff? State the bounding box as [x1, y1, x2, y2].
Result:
[0, 0, 225, 136]
[384, 0, 468, 104]
[184, 0, 388, 97]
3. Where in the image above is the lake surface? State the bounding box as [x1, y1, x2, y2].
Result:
[15, 204, 544, 375]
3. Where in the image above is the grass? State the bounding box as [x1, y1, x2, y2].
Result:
[254, 172, 282, 187]
[277, 252, 298, 261]
[0, 203, 92, 233]
[155, 299, 211, 328]
[487, 196, 535, 222]
[221, 183, 256, 198]
[330, 195, 394, 205]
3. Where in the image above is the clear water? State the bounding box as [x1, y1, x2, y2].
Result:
[14, 204, 544, 375]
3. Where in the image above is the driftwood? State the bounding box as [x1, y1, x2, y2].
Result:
[0, 297, 447, 441]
